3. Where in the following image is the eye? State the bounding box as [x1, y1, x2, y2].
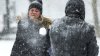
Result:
[31, 9, 34, 12]
[35, 10, 39, 12]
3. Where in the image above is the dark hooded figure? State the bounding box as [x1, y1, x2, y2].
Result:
[49, 0, 99, 56]
[10, 0, 52, 56]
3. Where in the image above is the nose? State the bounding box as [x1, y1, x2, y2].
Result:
[32, 11, 36, 14]
[31, 11, 36, 16]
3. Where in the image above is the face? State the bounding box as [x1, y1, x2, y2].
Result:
[28, 8, 41, 19]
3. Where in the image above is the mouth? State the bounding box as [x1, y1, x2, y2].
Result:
[31, 14, 35, 16]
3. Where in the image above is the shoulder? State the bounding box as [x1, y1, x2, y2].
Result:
[41, 16, 52, 29]
[17, 16, 29, 29]
[16, 14, 29, 23]
[83, 22, 97, 42]
[51, 17, 63, 28]
[50, 18, 63, 33]
[42, 16, 52, 25]
[81, 22, 95, 39]
[84, 22, 94, 32]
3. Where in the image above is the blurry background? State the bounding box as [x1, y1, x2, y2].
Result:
[0, 0, 100, 56]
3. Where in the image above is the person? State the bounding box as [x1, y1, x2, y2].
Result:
[10, 0, 52, 56]
[49, 0, 99, 56]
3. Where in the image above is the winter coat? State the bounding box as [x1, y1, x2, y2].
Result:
[49, 0, 99, 56]
[50, 16, 99, 56]
[10, 16, 52, 56]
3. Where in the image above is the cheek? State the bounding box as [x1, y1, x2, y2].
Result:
[37, 12, 41, 17]
[28, 12, 33, 16]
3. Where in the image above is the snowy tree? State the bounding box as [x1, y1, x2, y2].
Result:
[92, 0, 100, 37]
[3, 0, 10, 33]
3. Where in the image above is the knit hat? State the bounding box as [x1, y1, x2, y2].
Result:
[65, 0, 85, 20]
[28, 0, 42, 14]
[37, 0, 42, 5]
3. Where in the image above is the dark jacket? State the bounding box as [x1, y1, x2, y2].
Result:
[49, 0, 99, 56]
[10, 16, 52, 56]
[50, 17, 99, 56]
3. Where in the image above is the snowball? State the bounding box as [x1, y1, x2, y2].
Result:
[39, 27, 47, 36]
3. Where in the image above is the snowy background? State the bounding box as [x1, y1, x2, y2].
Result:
[0, 0, 100, 56]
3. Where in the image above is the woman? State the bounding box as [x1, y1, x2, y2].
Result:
[10, 0, 52, 56]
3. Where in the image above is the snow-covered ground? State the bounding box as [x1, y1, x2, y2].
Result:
[0, 40, 15, 56]
[0, 37, 100, 56]
[97, 37, 100, 56]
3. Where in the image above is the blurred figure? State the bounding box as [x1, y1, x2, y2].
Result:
[49, 0, 99, 56]
[10, 0, 52, 56]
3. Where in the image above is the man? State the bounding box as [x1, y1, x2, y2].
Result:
[49, 0, 99, 56]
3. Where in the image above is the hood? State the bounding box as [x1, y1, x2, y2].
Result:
[65, 0, 85, 20]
